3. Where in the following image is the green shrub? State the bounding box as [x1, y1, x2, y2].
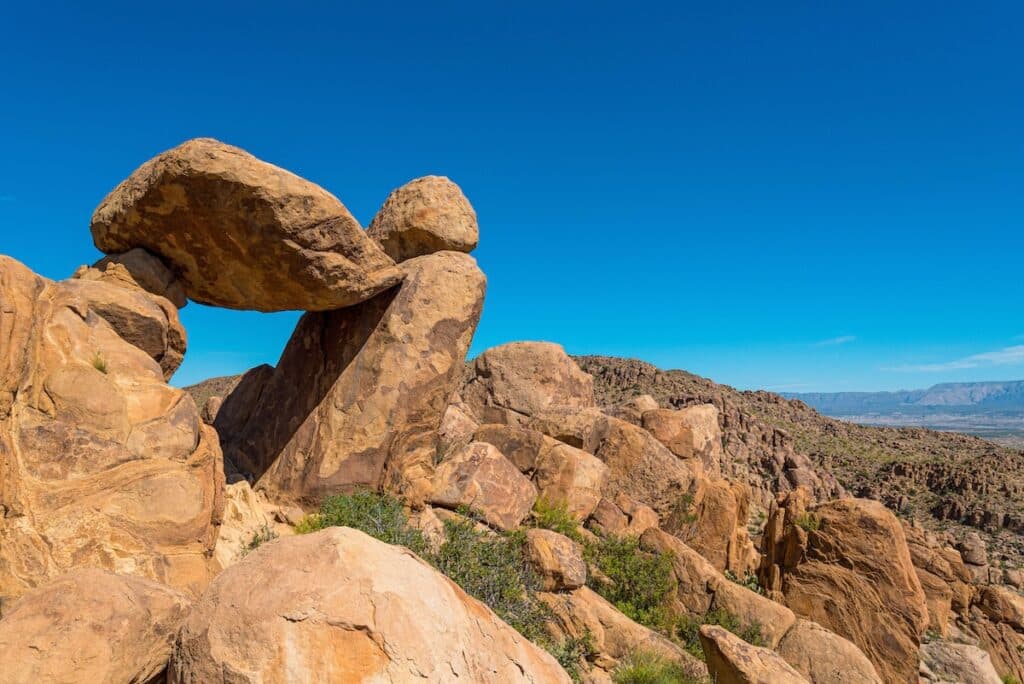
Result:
[550, 631, 596, 683]
[793, 512, 820, 532]
[432, 516, 551, 644]
[90, 352, 108, 374]
[242, 524, 277, 556]
[724, 569, 763, 595]
[1002, 675, 1021, 684]
[611, 650, 700, 684]
[294, 490, 428, 555]
[675, 608, 766, 661]
[585, 534, 674, 629]
[532, 498, 583, 542]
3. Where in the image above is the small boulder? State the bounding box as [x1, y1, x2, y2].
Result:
[699, 625, 808, 684]
[367, 175, 479, 261]
[642, 404, 723, 477]
[776, 619, 882, 684]
[525, 529, 587, 591]
[534, 442, 608, 521]
[607, 394, 659, 424]
[430, 442, 538, 530]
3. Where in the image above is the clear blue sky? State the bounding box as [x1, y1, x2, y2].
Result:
[2, 2, 1021, 392]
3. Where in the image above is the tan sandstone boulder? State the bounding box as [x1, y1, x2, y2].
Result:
[211, 481, 287, 571]
[0, 256, 223, 603]
[642, 404, 724, 477]
[167, 527, 571, 683]
[775, 619, 882, 684]
[367, 175, 479, 261]
[760, 493, 928, 684]
[463, 342, 595, 425]
[668, 477, 758, 575]
[91, 138, 403, 312]
[224, 251, 485, 505]
[430, 442, 537, 530]
[73, 247, 187, 308]
[699, 625, 808, 684]
[437, 395, 479, 461]
[920, 640, 1002, 684]
[525, 528, 587, 591]
[0, 569, 191, 684]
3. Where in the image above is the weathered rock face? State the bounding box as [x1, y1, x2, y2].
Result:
[168, 527, 571, 683]
[367, 175, 479, 261]
[903, 522, 975, 636]
[668, 478, 758, 575]
[699, 625, 809, 684]
[539, 586, 707, 681]
[0, 569, 191, 684]
[642, 404, 724, 477]
[430, 442, 538, 530]
[590, 495, 660, 538]
[463, 342, 596, 425]
[211, 481, 283, 571]
[775, 619, 882, 684]
[525, 528, 586, 591]
[90, 138, 403, 312]
[0, 257, 223, 602]
[760, 493, 928, 684]
[436, 394, 479, 461]
[74, 247, 187, 309]
[224, 251, 485, 505]
[920, 640, 1002, 684]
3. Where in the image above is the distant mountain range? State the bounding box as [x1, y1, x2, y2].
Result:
[788, 380, 1024, 414]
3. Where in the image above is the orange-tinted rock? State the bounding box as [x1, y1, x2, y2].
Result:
[74, 247, 187, 308]
[642, 404, 723, 477]
[525, 528, 586, 591]
[699, 625, 808, 684]
[430, 442, 537, 530]
[367, 175, 479, 261]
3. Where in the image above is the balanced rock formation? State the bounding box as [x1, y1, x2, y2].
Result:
[168, 527, 571, 683]
[224, 251, 485, 505]
[0, 256, 223, 602]
[0, 569, 191, 684]
[91, 138, 403, 312]
[760, 492, 928, 684]
[367, 175, 479, 261]
[699, 625, 808, 684]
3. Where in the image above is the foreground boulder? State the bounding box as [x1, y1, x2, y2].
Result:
[168, 527, 570, 683]
[367, 175, 479, 261]
[463, 342, 595, 425]
[760, 492, 928, 684]
[0, 569, 190, 683]
[91, 138, 403, 312]
[699, 625, 808, 684]
[224, 251, 485, 505]
[0, 256, 223, 602]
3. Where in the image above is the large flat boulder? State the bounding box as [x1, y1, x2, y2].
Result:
[0, 569, 191, 684]
[224, 251, 485, 505]
[775, 619, 881, 684]
[367, 175, 479, 261]
[167, 527, 571, 683]
[0, 257, 224, 603]
[91, 138, 403, 312]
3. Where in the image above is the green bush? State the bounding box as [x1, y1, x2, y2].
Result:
[242, 524, 278, 556]
[611, 650, 700, 684]
[585, 534, 674, 629]
[294, 489, 428, 554]
[675, 608, 766, 661]
[793, 512, 821, 532]
[550, 631, 596, 683]
[724, 569, 763, 595]
[90, 352, 108, 374]
[532, 498, 583, 542]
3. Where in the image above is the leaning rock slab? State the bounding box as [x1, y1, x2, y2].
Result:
[0, 569, 191, 684]
[0, 256, 223, 602]
[368, 175, 479, 261]
[699, 625, 808, 684]
[776, 619, 881, 684]
[91, 138, 403, 312]
[167, 527, 571, 683]
[226, 251, 485, 505]
[430, 442, 538, 530]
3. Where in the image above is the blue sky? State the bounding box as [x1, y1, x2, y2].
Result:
[1, 2, 1021, 392]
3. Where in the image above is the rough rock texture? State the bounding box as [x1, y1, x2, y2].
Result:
[436, 395, 479, 461]
[760, 492, 928, 684]
[606, 393, 659, 424]
[91, 138, 403, 312]
[775, 619, 882, 684]
[430, 442, 538, 530]
[211, 481, 278, 570]
[668, 477, 758, 575]
[525, 528, 586, 591]
[224, 251, 485, 505]
[539, 586, 707, 681]
[590, 495, 660, 538]
[367, 175, 479, 261]
[0, 257, 223, 602]
[920, 640, 1002, 684]
[903, 522, 975, 635]
[642, 404, 724, 477]
[211, 364, 273, 461]
[463, 342, 595, 425]
[0, 569, 191, 684]
[74, 247, 187, 308]
[168, 527, 570, 683]
[699, 625, 808, 684]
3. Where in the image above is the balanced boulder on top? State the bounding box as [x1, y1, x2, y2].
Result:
[367, 175, 479, 261]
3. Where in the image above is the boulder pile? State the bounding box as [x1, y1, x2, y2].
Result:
[1, 138, 1021, 683]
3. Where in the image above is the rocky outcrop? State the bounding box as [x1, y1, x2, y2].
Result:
[224, 251, 485, 505]
[643, 404, 723, 477]
[525, 528, 586, 591]
[760, 492, 928, 684]
[0, 569, 191, 684]
[91, 138, 403, 312]
[699, 625, 808, 684]
[367, 175, 479, 261]
[0, 257, 223, 602]
[168, 527, 571, 683]
[775, 619, 881, 684]
[463, 342, 595, 425]
[668, 477, 758, 575]
[430, 442, 538, 530]
[73, 247, 187, 309]
[211, 481, 286, 570]
[920, 640, 1002, 684]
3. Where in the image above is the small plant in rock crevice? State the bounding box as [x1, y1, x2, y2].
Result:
[241, 524, 278, 556]
[793, 512, 821, 532]
[724, 568, 763, 595]
[531, 497, 583, 542]
[90, 352, 108, 374]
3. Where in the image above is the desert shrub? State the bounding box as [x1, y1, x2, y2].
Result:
[241, 524, 278, 556]
[294, 489, 428, 555]
[611, 650, 700, 684]
[675, 608, 765, 661]
[585, 534, 674, 629]
[550, 631, 596, 683]
[1002, 675, 1021, 684]
[724, 568, 763, 595]
[532, 498, 583, 542]
[90, 352, 108, 374]
[793, 512, 820, 532]
[432, 516, 551, 644]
